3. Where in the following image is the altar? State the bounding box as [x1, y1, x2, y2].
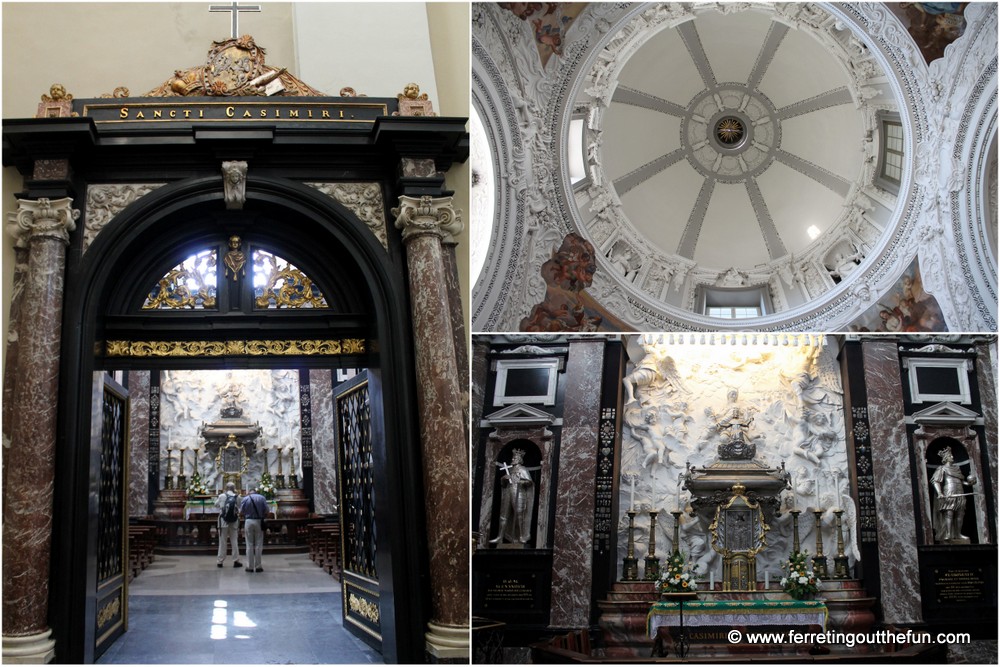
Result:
[647, 599, 828, 635]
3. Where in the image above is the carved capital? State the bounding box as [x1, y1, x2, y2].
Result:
[6, 197, 79, 247]
[392, 195, 464, 244]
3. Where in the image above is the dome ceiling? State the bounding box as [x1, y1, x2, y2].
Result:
[597, 8, 866, 270]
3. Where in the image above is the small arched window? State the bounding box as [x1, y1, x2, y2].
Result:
[142, 248, 218, 310]
[139, 241, 330, 312]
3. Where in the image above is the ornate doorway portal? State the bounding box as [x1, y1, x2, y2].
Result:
[3, 78, 468, 662]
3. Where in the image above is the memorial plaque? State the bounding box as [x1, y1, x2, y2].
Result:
[481, 572, 540, 610]
[472, 549, 552, 626]
[931, 567, 987, 605]
[918, 545, 997, 632]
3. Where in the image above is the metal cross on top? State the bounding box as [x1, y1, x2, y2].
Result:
[210, 1, 261, 39]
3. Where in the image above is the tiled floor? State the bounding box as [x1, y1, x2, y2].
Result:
[98, 554, 381, 664]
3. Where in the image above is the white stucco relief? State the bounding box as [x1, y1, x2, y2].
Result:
[616, 334, 857, 581]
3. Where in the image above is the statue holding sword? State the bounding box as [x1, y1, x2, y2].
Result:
[931, 445, 978, 544]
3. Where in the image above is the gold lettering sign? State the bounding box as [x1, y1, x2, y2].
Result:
[85, 101, 388, 124]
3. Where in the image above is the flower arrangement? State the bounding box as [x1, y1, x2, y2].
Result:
[186, 471, 208, 497]
[780, 551, 820, 600]
[259, 471, 276, 499]
[655, 551, 699, 594]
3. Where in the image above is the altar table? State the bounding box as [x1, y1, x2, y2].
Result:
[184, 498, 278, 520]
[647, 599, 828, 637]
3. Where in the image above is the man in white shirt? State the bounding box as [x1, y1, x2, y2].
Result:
[215, 482, 243, 568]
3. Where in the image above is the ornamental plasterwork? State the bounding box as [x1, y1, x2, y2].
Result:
[84, 184, 165, 253]
[616, 336, 857, 577]
[144, 35, 323, 97]
[305, 183, 388, 250]
[472, 2, 999, 332]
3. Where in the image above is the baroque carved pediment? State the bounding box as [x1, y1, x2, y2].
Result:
[143, 35, 324, 98]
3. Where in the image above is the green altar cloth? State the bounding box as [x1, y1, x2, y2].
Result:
[647, 599, 828, 637]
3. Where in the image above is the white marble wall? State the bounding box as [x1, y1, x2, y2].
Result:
[158, 369, 300, 491]
[311, 369, 338, 514]
[616, 335, 855, 581]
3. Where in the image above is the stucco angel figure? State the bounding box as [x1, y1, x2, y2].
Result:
[626, 406, 667, 468]
[623, 337, 685, 406]
[931, 446, 977, 544]
[490, 448, 537, 546]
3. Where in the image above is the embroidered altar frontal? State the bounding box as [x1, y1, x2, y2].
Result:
[647, 600, 829, 637]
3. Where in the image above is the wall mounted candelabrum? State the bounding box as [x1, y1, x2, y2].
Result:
[643, 510, 660, 581]
[833, 509, 849, 578]
[812, 509, 829, 579]
[622, 510, 639, 581]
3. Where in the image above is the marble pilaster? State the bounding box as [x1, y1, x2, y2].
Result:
[470, 339, 490, 517]
[862, 340, 922, 624]
[2, 197, 79, 663]
[974, 340, 998, 513]
[549, 339, 605, 628]
[310, 369, 338, 514]
[127, 371, 150, 517]
[393, 195, 469, 658]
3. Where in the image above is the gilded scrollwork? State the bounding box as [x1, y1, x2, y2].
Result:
[143, 35, 323, 98]
[306, 183, 388, 250]
[348, 593, 380, 624]
[97, 595, 121, 629]
[252, 249, 329, 309]
[105, 339, 365, 358]
[142, 250, 218, 310]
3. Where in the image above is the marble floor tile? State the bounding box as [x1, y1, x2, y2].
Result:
[98, 554, 379, 664]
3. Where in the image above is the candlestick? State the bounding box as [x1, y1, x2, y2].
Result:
[622, 511, 639, 581]
[812, 509, 829, 579]
[644, 510, 660, 580]
[179, 447, 185, 477]
[670, 510, 682, 556]
[790, 509, 802, 554]
[833, 509, 849, 579]
[764, 570, 769, 589]
[709, 571, 714, 591]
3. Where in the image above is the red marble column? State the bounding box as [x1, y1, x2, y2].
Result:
[393, 195, 470, 659]
[2, 244, 28, 495]
[2, 197, 79, 663]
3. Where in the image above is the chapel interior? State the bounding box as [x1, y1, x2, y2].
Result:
[471, 333, 998, 663]
[471, 2, 998, 333]
[2, 3, 470, 664]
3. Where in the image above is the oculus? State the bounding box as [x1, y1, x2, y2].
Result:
[716, 117, 745, 147]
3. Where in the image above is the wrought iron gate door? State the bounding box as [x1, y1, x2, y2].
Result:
[93, 373, 130, 658]
[334, 371, 383, 651]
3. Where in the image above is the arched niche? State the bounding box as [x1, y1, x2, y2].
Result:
[480, 426, 554, 550]
[913, 414, 991, 546]
[487, 440, 543, 548]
